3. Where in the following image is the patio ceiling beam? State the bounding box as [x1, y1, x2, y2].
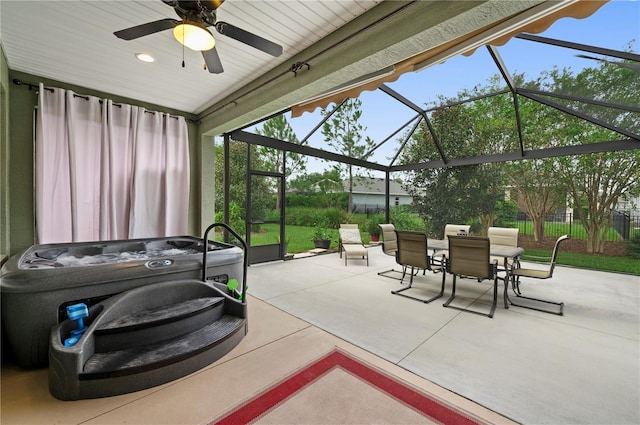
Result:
[229, 130, 388, 172]
[390, 116, 423, 167]
[424, 89, 510, 113]
[205, 1, 549, 136]
[378, 83, 423, 114]
[363, 114, 421, 160]
[518, 88, 640, 113]
[378, 84, 447, 163]
[299, 99, 347, 146]
[519, 92, 640, 140]
[421, 114, 447, 164]
[389, 139, 640, 171]
[515, 34, 640, 63]
[487, 45, 525, 155]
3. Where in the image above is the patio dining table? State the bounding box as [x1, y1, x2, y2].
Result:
[427, 238, 524, 309]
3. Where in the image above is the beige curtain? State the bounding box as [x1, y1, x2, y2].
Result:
[36, 84, 190, 243]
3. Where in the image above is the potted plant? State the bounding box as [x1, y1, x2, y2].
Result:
[311, 222, 333, 249]
[279, 235, 291, 253]
[366, 215, 382, 242]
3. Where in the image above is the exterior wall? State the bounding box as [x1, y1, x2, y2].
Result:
[5, 70, 201, 256]
[352, 193, 412, 207]
[1, 46, 9, 263]
[616, 195, 640, 213]
[347, 176, 413, 210]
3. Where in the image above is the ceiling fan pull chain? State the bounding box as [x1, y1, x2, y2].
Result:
[181, 25, 185, 68]
[113, 0, 283, 73]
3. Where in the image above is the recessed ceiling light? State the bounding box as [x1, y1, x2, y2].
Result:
[135, 53, 155, 63]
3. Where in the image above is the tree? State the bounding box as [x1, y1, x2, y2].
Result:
[213, 140, 272, 235]
[536, 60, 640, 253]
[288, 169, 342, 194]
[321, 98, 376, 214]
[412, 59, 640, 250]
[505, 158, 565, 241]
[502, 93, 567, 242]
[255, 114, 307, 210]
[288, 170, 344, 208]
[559, 148, 639, 253]
[400, 102, 504, 237]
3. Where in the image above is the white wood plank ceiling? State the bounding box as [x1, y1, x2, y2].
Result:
[1, 0, 382, 114]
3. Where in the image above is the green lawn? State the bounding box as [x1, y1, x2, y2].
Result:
[521, 248, 639, 275]
[514, 221, 625, 241]
[249, 223, 373, 253]
[246, 224, 638, 275]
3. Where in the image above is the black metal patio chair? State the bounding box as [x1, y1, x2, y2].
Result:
[443, 235, 499, 318]
[391, 230, 445, 303]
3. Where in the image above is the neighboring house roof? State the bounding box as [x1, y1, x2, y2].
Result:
[343, 177, 410, 197]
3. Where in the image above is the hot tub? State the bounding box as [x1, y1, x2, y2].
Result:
[1, 236, 244, 367]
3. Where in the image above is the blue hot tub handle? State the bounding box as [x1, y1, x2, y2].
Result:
[63, 303, 89, 347]
[202, 223, 248, 302]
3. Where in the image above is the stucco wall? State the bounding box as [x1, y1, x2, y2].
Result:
[1, 45, 9, 262]
[5, 70, 201, 256]
[352, 193, 413, 208]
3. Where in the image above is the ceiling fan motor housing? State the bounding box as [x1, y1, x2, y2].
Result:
[173, 0, 225, 26]
[115, 0, 281, 74]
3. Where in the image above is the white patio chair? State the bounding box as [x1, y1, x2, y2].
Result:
[508, 235, 570, 316]
[488, 226, 520, 273]
[432, 224, 471, 261]
[338, 226, 368, 266]
[378, 223, 404, 279]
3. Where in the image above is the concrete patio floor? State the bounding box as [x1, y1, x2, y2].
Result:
[247, 245, 640, 424]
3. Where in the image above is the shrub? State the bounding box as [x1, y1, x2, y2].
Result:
[365, 213, 383, 235]
[625, 233, 640, 259]
[286, 192, 349, 209]
[285, 207, 346, 228]
[389, 206, 426, 232]
[324, 208, 348, 228]
[214, 203, 246, 237]
[311, 219, 334, 241]
[494, 200, 518, 226]
[286, 194, 317, 208]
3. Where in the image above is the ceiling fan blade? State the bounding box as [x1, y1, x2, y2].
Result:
[114, 18, 179, 40]
[215, 22, 282, 57]
[203, 47, 224, 73]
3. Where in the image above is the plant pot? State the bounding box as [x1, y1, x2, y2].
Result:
[370, 234, 380, 243]
[313, 240, 331, 249]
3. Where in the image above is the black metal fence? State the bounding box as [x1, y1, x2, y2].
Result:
[516, 211, 640, 241]
[352, 203, 385, 215]
[351, 204, 639, 241]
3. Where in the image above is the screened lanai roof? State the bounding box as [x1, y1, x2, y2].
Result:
[229, 0, 639, 173]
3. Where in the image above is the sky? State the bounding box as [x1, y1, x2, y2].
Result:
[241, 0, 640, 177]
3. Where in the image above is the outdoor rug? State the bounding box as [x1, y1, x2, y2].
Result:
[210, 348, 484, 424]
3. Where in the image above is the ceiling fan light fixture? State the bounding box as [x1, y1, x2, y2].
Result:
[173, 22, 215, 51]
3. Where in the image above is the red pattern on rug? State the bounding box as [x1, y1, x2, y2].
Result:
[212, 349, 480, 425]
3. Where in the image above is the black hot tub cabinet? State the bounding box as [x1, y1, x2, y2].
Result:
[1, 235, 244, 367]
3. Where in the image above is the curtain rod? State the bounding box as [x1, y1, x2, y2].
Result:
[12, 78, 199, 124]
[12, 78, 54, 92]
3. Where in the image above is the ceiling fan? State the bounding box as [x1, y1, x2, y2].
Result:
[114, 0, 283, 74]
